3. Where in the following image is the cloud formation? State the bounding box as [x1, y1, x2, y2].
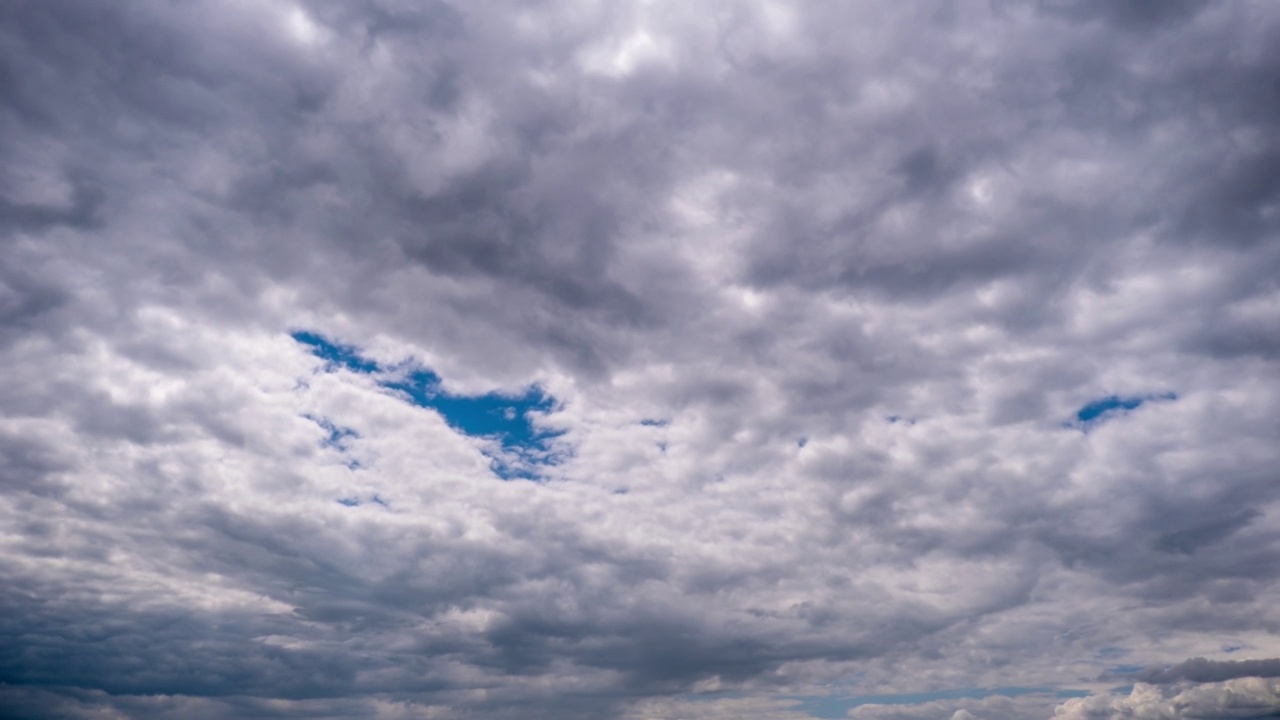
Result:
[1133, 658, 1280, 685]
[1, 0, 1279, 718]
[1053, 678, 1280, 720]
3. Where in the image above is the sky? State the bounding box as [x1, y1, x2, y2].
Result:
[1, 1, 1279, 718]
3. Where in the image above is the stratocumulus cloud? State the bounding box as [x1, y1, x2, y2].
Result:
[1, 1, 1279, 719]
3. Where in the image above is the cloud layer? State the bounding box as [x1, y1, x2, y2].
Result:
[2, 1, 1279, 718]
[1133, 657, 1280, 685]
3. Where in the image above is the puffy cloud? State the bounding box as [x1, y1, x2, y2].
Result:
[1053, 678, 1280, 720]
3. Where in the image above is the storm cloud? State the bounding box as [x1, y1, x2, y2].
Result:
[2, 1, 1279, 718]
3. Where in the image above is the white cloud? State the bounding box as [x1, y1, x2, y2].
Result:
[1053, 678, 1280, 720]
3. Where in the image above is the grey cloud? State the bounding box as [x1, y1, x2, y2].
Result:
[1135, 658, 1280, 685]
[0, 430, 68, 499]
[0, 264, 68, 349]
[2, 0, 1280, 718]
[0, 173, 104, 234]
[1038, 0, 1210, 33]
[1152, 509, 1264, 556]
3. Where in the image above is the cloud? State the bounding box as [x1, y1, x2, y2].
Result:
[842, 693, 1067, 720]
[1, 1, 1280, 718]
[1053, 678, 1280, 720]
[1134, 658, 1280, 685]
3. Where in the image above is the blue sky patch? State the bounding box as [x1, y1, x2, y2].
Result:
[1073, 392, 1176, 426]
[381, 369, 563, 479]
[291, 331, 380, 374]
[294, 331, 564, 480]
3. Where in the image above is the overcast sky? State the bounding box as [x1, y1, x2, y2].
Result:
[2, 1, 1280, 719]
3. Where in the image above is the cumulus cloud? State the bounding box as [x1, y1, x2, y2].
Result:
[1, 0, 1279, 718]
[1053, 678, 1280, 720]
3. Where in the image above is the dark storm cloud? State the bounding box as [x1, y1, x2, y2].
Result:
[2, 1, 1280, 719]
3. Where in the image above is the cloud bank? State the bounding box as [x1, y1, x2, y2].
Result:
[2, 0, 1279, 718]
[1133, 658, 1280, 685]
[1054, 678, 1280, 720]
